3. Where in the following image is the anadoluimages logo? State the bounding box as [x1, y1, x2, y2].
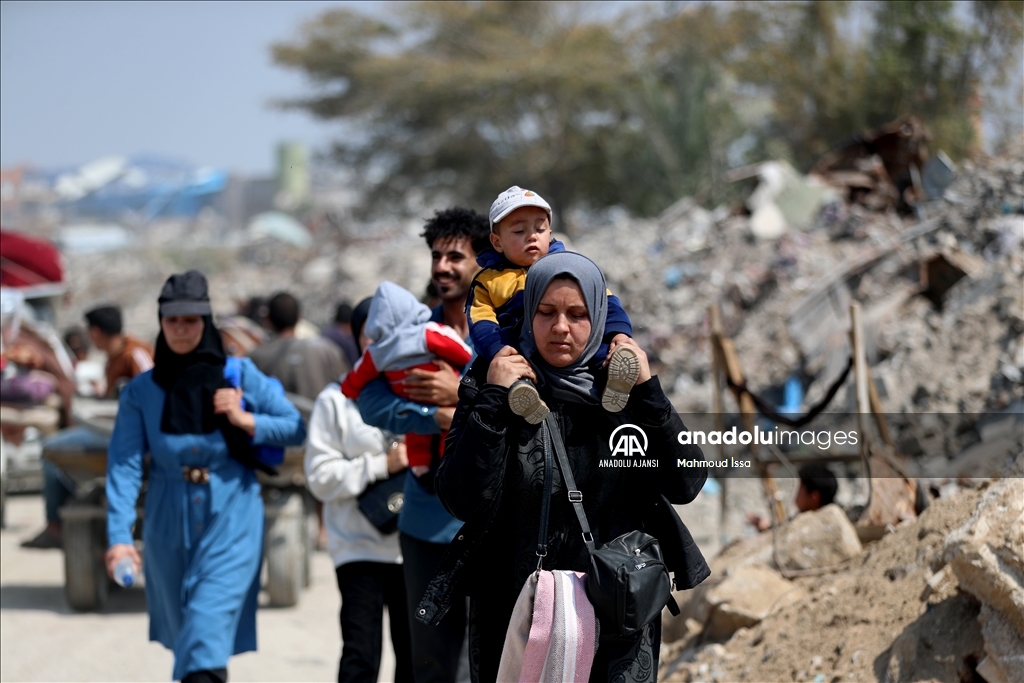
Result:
[608, 424, 648, 457]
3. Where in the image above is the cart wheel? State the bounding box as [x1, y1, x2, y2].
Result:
[265, 491, 303, 607]
[62, 507, 108, 611]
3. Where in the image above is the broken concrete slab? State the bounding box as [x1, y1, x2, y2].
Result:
[883, 594, 984, 683]
[774, 503, 863, 571]
[942, 478, 1024, 637]
[977, 604, 1024, 683]
[663, 529, 777, 642]
[705, 564, 805, 640]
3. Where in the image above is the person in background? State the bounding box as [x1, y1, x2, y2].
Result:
[747, 463, 838, 532]
[84, 305, 154, 398]
[63, 325, 106, 396]
[249, 292, 348, 403]
[9, 322, 80, 550]
[322, 301, 360, 368]
[249, 291, 348, 549]
[62, 326, 90, 363]
[357, 206, 490, 683]
[105, 270, 306, 683]
[305, 296, 413, 683]
[217, 315, 266, 358]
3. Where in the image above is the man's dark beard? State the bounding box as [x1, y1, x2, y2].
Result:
[433, 272, 461, 296]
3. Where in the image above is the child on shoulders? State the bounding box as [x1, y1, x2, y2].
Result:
[466, 186, 639, 424]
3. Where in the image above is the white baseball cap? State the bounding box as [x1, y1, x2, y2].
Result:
[488, 186, 552, 229]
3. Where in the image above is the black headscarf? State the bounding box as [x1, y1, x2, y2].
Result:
[152, 271, 267, 472]
[152, 313, 229, 434]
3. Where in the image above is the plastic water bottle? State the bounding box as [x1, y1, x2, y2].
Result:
[113, 557, 136, 588]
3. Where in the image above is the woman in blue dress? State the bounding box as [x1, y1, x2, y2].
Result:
[104, 270, 306, 683]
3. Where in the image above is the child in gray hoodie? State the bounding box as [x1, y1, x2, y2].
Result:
[341, 281, 472, 477]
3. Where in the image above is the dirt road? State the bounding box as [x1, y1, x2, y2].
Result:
[0, 493, 398, 682]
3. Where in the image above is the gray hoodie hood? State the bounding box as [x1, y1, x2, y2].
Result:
[364, 281, 434, 370]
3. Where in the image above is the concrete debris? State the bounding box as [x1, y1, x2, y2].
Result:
[661, 483, 1018, 683]
[882, 593, 985, 683]
[811, 116, 931, 213]
[727, 160, 840, 238]
[773, 503, 863, 572]
[854, 454, 919, 542]
[942, 478, 1024, 637]
[704, 564, 806, 640]
[570, 132, 1024, 476]
[663, 528, 776, 643]
[977, 604, 1024, 683]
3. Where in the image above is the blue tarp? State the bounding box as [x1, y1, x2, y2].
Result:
[67, 155, 227, 220]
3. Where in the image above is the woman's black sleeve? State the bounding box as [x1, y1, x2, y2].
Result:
[436, 361, 516, 521]
[626, 376, 707, 505]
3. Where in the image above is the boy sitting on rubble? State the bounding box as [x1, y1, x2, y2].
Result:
[747, 463, 838, 531]
[341, 281, 473, 481]
[466, 185, 638, 424]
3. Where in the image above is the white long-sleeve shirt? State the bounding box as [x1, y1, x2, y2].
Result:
[304, 383, 402, 567]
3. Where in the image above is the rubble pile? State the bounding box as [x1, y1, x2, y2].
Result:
[660, 478, 1024, 683]
[57, 134, 1022, 425]
[58, 228, 432, 342]
[575, 138, 1023, 419]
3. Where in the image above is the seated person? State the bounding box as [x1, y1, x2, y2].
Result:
[467, 185, 637, 424]
[748, 463, 838, 532]
[84, 306, 153, 398]
[63, 327, 90, 362]
[342, 281, 472, 481]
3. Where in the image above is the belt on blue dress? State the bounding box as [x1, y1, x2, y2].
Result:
[181, 466, 210, 484]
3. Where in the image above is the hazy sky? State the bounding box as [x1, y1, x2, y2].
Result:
[1, 1, 380, 175]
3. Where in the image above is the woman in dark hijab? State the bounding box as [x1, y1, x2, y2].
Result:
[104, 270, 306, 683]
[419, 252, 710, 682]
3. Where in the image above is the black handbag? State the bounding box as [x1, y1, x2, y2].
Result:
[357, 470, 407, 535]
[542, 414, 677, 637]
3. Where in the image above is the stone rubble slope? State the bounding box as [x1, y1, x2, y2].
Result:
[662, 478, 1024, 683]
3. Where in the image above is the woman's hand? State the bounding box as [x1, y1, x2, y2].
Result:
[608, 335, 652, 385]
[105, 543, 141, 580]
[213, 388, 256, 436]
[486, 346, 537, 388]
[386, 440, 408, 474]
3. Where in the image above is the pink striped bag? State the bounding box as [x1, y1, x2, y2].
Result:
[496, 569, 598, 683]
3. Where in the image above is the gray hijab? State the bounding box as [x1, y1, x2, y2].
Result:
[519, 251, 608, 404]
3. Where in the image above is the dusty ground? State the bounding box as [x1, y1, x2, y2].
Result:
[660, 483, 1005, 683]
[0, 493, 399, 683]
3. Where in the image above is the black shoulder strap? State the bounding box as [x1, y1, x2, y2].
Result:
[544, 413, 596, 552]
[535, 426, 554, 569]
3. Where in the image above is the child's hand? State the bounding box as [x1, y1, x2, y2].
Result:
[607, 336, 653, 385]
[603, 334, 632, 367]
